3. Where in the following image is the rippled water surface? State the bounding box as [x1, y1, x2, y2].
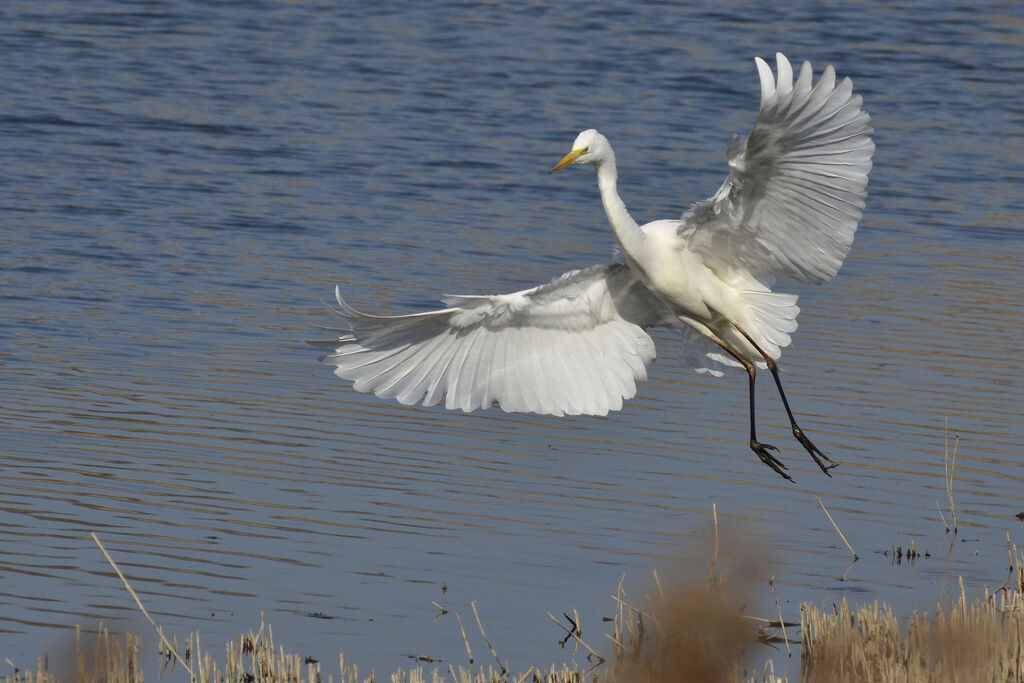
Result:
[2, 1, 1023, 676]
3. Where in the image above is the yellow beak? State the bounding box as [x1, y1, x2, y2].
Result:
[549, 147, 587, 174]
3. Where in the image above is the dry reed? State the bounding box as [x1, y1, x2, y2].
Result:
[815, 497, 858, 561]
[603, 576, 758, 683]
[943, 423, 960, 534]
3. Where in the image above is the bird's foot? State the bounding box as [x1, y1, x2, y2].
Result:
[792, 426, 838, 476]
[750, 440, 792, 481]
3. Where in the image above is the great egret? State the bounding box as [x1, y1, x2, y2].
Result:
[317, 53, 873, 480]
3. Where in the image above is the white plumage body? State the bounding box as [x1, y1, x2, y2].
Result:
[316, 53, 873, 476]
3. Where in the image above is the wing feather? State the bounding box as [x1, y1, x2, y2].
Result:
[393, 332, 448, 405]
[444, 326, 480, 412]
[550, 338, 581, 415]
[503, 327, 525, 412]
[681, 53, 874, 284]
[585, 333, 614, 415]
[319, 264, 669, 416]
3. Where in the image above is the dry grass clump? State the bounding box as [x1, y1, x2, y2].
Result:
[599, 509, 773, 683]
[801, 545, 1024, 682]
[1, 625, 142, 683]
[603, 576, 759, 683]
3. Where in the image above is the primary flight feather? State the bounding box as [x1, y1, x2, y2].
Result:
[315, 53, 874, 480]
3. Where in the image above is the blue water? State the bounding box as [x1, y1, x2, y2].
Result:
[2, 1, 1023, 677]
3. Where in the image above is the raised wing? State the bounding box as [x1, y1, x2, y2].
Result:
[314, 263, 671, 416]
[680, 53, 874, 283]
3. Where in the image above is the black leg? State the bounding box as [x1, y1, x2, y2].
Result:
[731, 326, 838, 476]
[707, 332, 791, 481]
[743, 359, 792, 481]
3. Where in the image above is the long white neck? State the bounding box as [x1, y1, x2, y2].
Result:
[594, 154, 645, 263]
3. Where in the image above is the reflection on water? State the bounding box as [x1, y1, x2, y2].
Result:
[2, 0, 1023, 675]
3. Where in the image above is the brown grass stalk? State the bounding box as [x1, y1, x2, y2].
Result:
[815, 497, 858, 560]
[944, 422, 960, 533]
[89, 533, 194, 678]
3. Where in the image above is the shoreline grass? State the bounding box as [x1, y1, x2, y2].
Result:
[5, 539, 1023, 683]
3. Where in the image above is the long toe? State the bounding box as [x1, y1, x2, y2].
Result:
[750, 440, 792, 481]
[793, 427, 838, 476]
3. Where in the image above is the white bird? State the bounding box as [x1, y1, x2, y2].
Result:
[316, 53, 874, 480]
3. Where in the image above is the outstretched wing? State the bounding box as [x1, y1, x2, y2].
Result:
[314, 263, 671, 416]
[680, 53, 874, 283]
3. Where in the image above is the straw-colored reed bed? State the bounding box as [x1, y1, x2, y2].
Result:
[1, 621, 544, 683]
[6, 544, 1023, 683]
[800, 558, 1024, 682]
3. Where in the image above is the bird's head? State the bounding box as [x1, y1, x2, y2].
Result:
[549, 129, 609, 173]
